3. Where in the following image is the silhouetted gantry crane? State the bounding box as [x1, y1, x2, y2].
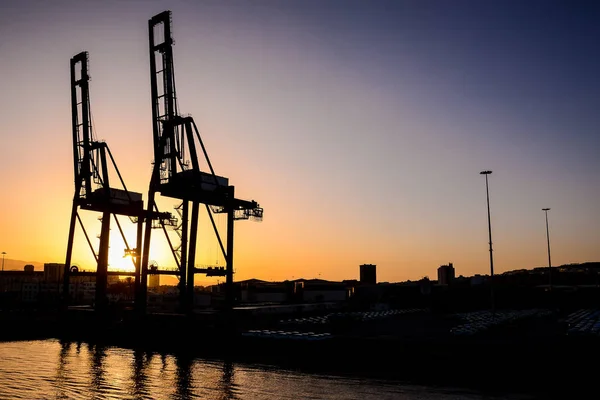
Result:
[63, 52, 173, 310]
[63, 12, 262, 314]
[139, 11, 263, 312]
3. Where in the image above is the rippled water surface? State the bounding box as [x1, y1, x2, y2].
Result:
[0, 340, 531, 399]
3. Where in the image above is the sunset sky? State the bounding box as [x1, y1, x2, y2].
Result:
[0, 0, 599, 284]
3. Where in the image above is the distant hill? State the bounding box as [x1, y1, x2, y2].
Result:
[508, 262, 600, 275]
[2, 259, 45, 271]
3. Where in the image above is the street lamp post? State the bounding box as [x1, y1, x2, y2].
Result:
[542, 208, 552, 290]
[480, 171, 495, 313]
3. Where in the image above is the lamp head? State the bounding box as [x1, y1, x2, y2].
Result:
[480, 170, 492, 175]
[542, 208, 550, 211]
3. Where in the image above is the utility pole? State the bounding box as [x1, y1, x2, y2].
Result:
[542, 208, 552, 291]
[480, 171, 495, 314]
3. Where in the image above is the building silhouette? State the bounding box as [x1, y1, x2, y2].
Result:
[0, 264, 96, 305]
[437, 263, 455, 285]
[43, 263, 65, 284]
[149, 274, 160, 288]
[360, 264, 377, 284]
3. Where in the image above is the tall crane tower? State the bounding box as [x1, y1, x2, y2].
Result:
[140, 11, 263, 312]
[64, 52, 172, 311]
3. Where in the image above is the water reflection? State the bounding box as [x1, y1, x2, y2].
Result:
[89, 344, 107, 395]
[48, 342, 240, 400]
[0, 339, 522, 400]
[218, 360, 237, 400]
[161, 352, 168, 371]
[54, 340, 71, 399]
[74, 345, 239, 399]
[175, 354, 194, 399]
[57, 340, 71, 379]
[131, 349, 147, 398]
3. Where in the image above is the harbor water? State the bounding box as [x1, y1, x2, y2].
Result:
[0, 339, 533, 400]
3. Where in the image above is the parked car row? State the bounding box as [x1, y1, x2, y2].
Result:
[566, 309, 600, 336]
[279, 308, 423, 325]
[241, 330, 333, 341]
[451, 308, 552, 336]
